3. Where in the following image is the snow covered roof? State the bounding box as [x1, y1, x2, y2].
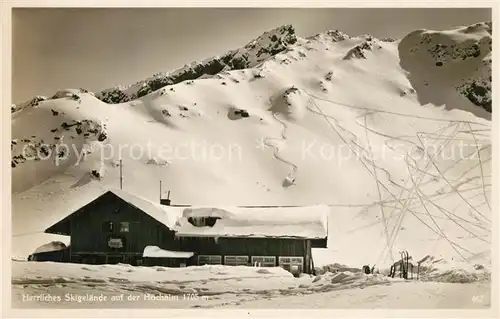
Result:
[44, 188, 182, 235]
[33, 241, 67, 254]
[45, 188, 329, 240]
[172, 205, 329, 239]
[142, 246, 194, 258]
[107, 189, 329, 239]
[108, 189, 181, 229]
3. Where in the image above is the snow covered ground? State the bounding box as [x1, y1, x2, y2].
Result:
[10, 21, 493, 310]
[11, 260, 491, 309]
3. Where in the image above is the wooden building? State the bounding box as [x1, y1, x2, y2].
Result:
[43, 189, 329, 275]
[44, 189, 188, 266]
[172, 205, 329, 275]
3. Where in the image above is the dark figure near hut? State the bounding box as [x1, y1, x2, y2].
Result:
[362, 265, 371, 274]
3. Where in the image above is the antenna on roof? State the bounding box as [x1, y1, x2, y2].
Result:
[159, 180, 162, 202]
[119, 159, 123, 190]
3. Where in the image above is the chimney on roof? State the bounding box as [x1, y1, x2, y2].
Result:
[160, 182, 171, 206]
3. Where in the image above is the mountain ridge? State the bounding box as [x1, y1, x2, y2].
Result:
[12, 22, 492, 115]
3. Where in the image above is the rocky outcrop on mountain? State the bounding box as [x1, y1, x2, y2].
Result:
[11, 118, 107, 169]
[456, 52, 492, 112]
[51, 89, 88, 100]
[96, 25, 298, 103]
[269, 86, 310, 122]
[343, 37, 383, 60]
[398, 21, 492, 116]
[11, 96, 47, 113]
[12, 89, 92, 114]
[381, 37, 397, 42]
[98, 86, 135, 104]
[307, 29, 351, 43]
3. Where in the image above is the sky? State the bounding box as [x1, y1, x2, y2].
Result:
[12, 7, 492, 104]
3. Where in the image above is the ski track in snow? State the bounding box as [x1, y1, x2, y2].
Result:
[301, 91, 491, 265]
[262, 112, 298, 182]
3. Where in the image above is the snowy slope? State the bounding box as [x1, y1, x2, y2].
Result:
[11, 261, 491, 308]
[11, 23, 492, 274]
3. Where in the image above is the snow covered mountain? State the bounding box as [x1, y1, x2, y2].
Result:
[398, 22, 492, 115]
[11, 23, 492, 272]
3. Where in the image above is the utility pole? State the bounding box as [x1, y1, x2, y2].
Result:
[119, 159, 123, 190]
